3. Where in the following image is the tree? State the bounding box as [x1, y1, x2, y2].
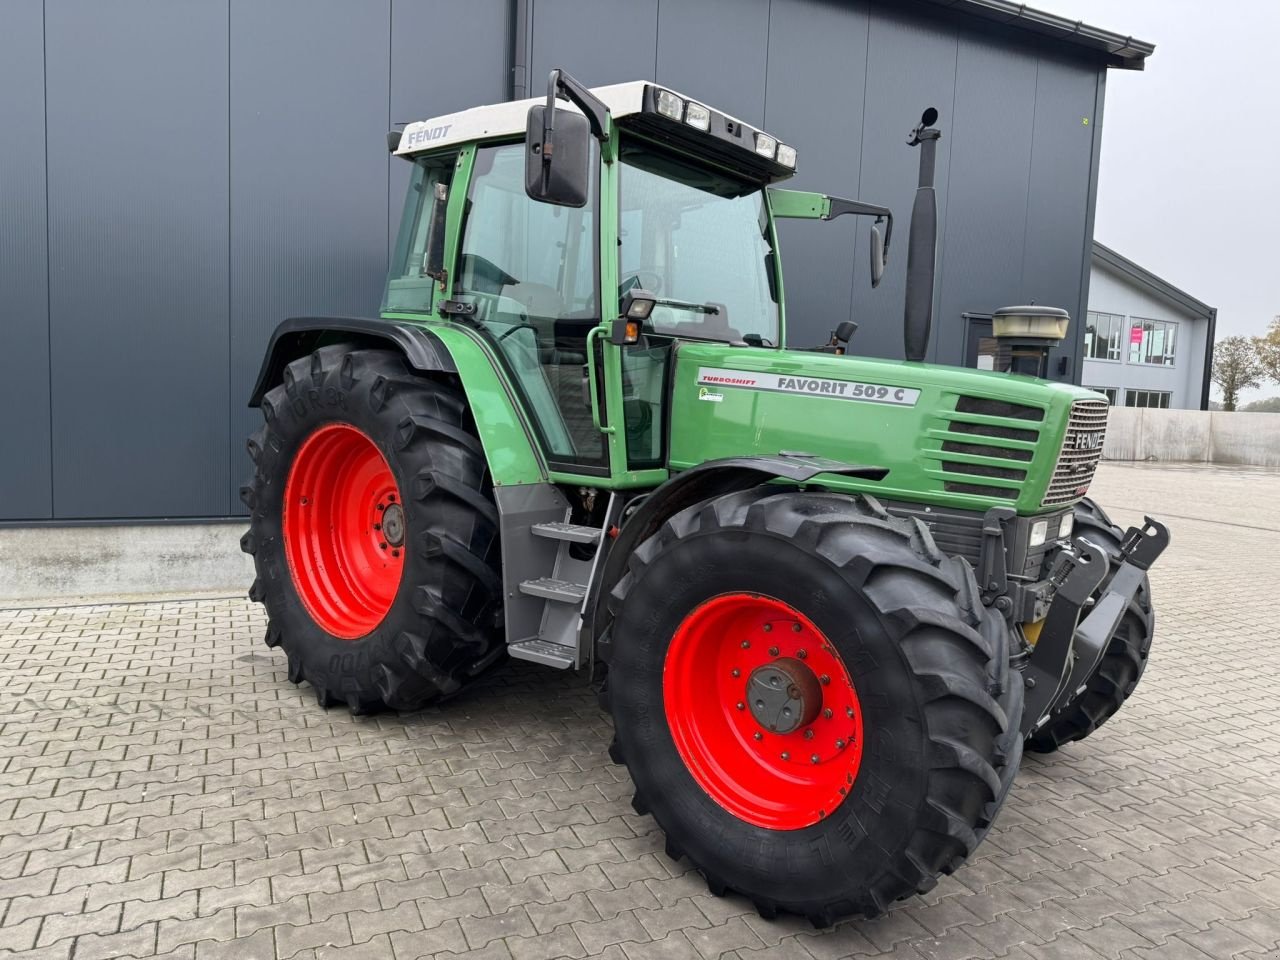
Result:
[1242, 396, 1280, 413]
[1256, 315, 1280, 384]
[1211, 336, 1265, 411]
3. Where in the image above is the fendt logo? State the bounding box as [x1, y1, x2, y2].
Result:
[402, 123, 452, 149]
[1072, 431, 1104, 451]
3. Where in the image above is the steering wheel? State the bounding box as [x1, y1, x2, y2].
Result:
[621, 268, 664, 295]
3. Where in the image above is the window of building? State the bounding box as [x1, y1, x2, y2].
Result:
[1084, 311, 1124, 361]
[1085, 386, 1118, 405]
[1127, 318, 1177, 366]
[1124, 389, 1171, 408]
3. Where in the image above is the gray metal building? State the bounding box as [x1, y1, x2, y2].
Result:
[0, 0, 1151, 524]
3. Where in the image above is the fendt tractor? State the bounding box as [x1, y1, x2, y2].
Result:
[241, 71, 1167, 925]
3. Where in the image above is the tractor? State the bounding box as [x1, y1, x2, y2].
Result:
[241, 70, 1167, 926]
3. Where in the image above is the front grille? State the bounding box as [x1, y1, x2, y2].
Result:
[1043, 399, 1109, 506]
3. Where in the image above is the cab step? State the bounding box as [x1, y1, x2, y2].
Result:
[531, 522, 602, 544]
[518, 577, 588, 604]
[509, 637, 576, 669]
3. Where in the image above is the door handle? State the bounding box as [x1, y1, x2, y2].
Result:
[585, 327, 616, 435]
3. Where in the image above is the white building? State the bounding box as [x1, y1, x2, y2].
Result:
[1082, 242, 1216, 409]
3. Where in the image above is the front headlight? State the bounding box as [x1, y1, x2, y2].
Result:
[1029, 519, 1049, 548]
[1058, 513, 1074, 540]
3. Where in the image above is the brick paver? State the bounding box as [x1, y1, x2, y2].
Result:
[2, 462, 1278, 960]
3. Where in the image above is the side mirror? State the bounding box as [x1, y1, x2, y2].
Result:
[525, 105, 591, 207]
[870, 224, 886, 288]
[835, 321, 858, 344]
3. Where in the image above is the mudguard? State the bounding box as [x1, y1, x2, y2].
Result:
[248, 316, 456, 407]
[587, 454, 889, 659]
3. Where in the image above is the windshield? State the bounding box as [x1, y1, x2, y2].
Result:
[619, 141, 779, 344]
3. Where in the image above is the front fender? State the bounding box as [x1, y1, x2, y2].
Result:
[588, 455, 888, 661]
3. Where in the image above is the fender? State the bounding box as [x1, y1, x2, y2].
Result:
[587, 455, 889, 660]
[248, 316, 456, 407]
[248, 315, 545, 486]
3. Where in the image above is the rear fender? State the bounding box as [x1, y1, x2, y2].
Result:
[588, 455, 889, 661]
[248, 315, 544, 486]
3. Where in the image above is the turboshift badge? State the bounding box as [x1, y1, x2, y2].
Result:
[697, 367, 920, 407]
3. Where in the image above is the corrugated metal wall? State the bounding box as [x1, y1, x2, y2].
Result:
[0, 0, 1104, 523]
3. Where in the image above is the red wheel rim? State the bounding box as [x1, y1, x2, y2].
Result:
[663, 594, 865, 830]
[282, 423, 405, 639]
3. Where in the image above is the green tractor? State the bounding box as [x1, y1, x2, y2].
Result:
[242, 70, 1166, 925]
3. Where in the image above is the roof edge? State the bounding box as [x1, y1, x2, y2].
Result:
[918, 0, 1155, 70]
[1092, 241, 1215, 320]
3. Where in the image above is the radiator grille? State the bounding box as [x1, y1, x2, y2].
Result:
[1042, 399, 1109, 506]
[940, 396, 1044, 501]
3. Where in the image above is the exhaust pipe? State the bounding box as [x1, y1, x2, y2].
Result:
[903, 108, 941, 363]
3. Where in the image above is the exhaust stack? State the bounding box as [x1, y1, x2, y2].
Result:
[903, 108, 941, 363]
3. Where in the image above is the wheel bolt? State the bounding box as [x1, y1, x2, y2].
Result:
[781, 752, 790, 761]
[374, 523, 381, 531]
[768, 646, 779, 657]
[836, 739, 846, 750]
[377, 503, 386, 512]
[736, 702, 745, 711]
[846, 706, 854, 718]
[796, 649, 807, 660]
[388, 493, 396, 502]
[731, 668, 741, 678]
[753, 731, 763, 741]
[741, 640, 750, 649]
[392, 549, 400, 558]
[810, 754, 820, 764]
[763, 623, 772, 633]
[792, 622, 801, 633]
[823, 708, 833, 720]
[379, 542, 388, 550]
[804, 729, 814, 740]
[820, 674, 830, 686]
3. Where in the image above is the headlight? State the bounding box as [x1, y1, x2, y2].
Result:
[754, 133, 777, 159]
[655, 89, 684, 121]
[684, 101, 711, 131]
[1029, 519, 1049, 548]
[1058, 513, 1074, 540]
[776, 143, 797, 168]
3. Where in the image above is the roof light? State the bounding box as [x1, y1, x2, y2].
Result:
[776, 143, 797, 168]
[684, 101, 711, 131]
[754, 133, 777, 159]
[655, 89, 684, 121]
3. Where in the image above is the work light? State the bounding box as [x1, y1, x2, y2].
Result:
[684, 101, 711, 131]
[656, 89, 684, 121]
[754, 133, 777, 159]
[776, 143, 797, 168]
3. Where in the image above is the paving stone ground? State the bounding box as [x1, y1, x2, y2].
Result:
[2, 462, 1279, 960]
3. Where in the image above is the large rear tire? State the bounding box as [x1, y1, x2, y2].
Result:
[605, 488, 1022, 925]
[241, 346, 503, 713]
[1026, 497, 1154, 753]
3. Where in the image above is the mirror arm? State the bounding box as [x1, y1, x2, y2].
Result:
[545, 68, 610, 145]
[824, 197, 893, 258]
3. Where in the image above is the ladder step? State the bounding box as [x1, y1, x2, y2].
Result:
[518, 577, 588, 604]
[509, 638, 576, 669]
[531, 522, 603, 544]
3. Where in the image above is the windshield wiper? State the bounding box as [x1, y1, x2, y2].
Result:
[651, 296, 720, 316]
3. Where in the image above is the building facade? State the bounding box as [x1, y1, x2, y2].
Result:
[0, 0, 1151, 523]
[1082, 242, 1215, 410]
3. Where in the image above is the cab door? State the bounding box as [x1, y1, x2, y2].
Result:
[451, 141, 614, 476]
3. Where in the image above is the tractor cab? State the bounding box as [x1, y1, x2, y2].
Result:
[382, 77, 826, 479]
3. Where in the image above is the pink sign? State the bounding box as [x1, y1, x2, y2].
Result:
[1130, 325, 1144, 345]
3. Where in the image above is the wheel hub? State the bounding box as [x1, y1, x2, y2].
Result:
[381, 501, 405, 547]
[747, 658, 821, 734]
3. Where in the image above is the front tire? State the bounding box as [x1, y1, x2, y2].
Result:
[241, 346, 503, 713]
[1026, 497, 1154, 753]
[605, 488, 1022, 925]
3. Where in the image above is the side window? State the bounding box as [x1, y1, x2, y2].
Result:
[384, 154, 456, 314]
[456, 143, 605, 469]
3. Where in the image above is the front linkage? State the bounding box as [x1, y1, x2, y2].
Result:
[1020, 516, 1170, 736]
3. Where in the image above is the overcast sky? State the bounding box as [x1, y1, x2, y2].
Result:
[1045, 0, 1280, 401]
